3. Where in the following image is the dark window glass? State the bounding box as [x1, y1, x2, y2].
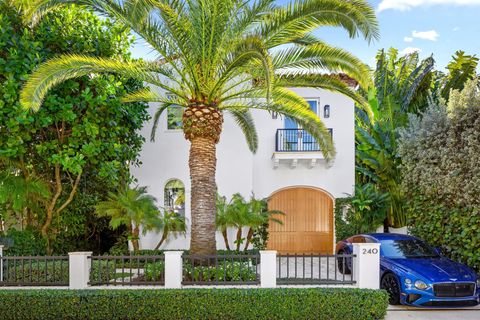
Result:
[380, 239, 440, 258]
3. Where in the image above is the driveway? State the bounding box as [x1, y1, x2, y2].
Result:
[385, 305, 480, 320]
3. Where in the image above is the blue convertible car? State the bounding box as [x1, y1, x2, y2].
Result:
[336, 233, 480, 307]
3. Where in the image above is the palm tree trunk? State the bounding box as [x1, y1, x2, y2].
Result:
[131, 225, 140, 252]
[244, 228, 254, 251]
[235, 227, 242, 251]
[189, 137, 217, 255]
[222, 229, 230, 251]
[154, 230, 168, 250]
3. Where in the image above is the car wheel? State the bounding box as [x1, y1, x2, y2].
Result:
[381, 273, 401, 305]
[337, 250, 351, 275]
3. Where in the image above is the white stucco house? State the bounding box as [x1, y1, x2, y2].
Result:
[132, 85, 355, 254]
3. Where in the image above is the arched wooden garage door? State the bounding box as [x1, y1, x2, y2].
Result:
[267, 187, 334, 254]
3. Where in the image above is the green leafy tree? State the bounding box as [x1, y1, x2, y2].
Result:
[95, 186, 162, 252]
[0, 2, 149, 251]
[16, 0, 378, 254]
[154, 210, 187, 250]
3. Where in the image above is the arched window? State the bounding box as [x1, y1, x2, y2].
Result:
[164, 179, 185, 216]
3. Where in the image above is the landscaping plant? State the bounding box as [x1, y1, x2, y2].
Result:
[0, 288, 389, 320]
[95, 186, 162, 252]
[16, 0, 378, 254]
[0, 2, 148, 253]
[398, 79, 480, 271]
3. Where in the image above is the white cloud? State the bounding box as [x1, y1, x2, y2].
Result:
[453, 27, 460, 31]
[378, 0, 480, 12]
[404, 36, 413, 42]
[400, 47, 422, 56]
[412, 30, 439, 41]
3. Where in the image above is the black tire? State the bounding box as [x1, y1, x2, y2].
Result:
[381, 273, 401, 305]
[337, 250, 351, 275]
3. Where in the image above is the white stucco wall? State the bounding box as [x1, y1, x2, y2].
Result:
[131, 87, 355, 250]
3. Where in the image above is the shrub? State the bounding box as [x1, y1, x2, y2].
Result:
[2, 229, 46, 256]
[398, 80, 480, 271]
[144, 261, 165, 281]
[183, 260, 257, 282]
[0, 289, 389, 320]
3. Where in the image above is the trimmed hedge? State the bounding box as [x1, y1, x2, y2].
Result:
[0, 288, 388, 320]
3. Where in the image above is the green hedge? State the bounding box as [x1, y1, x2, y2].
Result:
[0, 288, 388, 320]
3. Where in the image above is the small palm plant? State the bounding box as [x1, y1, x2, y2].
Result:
[216, 193, 283, 251]
[243, 197, 283, 251]
[95, 186, 162, 252]
[215, 194, 233, 251]
[154, 210, 187, 250]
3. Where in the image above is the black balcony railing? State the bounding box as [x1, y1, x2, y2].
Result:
[275, 129, 332, 152]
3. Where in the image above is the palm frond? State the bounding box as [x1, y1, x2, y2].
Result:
[19, 54, 176, 111]
[227, 109, 258, 153]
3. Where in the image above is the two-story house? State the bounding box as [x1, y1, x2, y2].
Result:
[132, 85, 355, 254]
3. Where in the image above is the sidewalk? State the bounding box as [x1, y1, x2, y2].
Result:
[386, 305, 480, 320]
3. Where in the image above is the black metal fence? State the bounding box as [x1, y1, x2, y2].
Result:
[88, 255, 165, 286]
[277, 254, 356, 285]
[275, 129, 333, 152]
[182, 254, 260, 285]
[0, 256, 69, 286]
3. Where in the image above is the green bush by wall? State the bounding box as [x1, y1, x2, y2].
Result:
[0, 288, 388, 320]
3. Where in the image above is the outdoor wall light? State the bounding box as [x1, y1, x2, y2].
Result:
[324, 104, 330, 118]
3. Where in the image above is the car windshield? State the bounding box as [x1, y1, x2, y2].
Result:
[380, 239, 440, 259]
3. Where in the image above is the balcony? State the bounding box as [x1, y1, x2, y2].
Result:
[272, 129, 332, 169]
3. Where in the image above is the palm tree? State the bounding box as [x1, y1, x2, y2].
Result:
[16, 0, 378, 254]
[95, 185, 162, 252]
[153, 209, 187, 250]
[215, 194, 233, 250]
[242, 196, 282, 251]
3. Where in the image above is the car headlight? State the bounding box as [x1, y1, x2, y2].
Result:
[414, 280, 428, 290]
[476, 278, 480, 288]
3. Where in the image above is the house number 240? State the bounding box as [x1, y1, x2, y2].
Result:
[362, 248, 378, 254]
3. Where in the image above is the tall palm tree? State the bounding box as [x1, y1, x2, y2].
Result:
[16, 0, 378, 254]
[95, 185, 162, 252]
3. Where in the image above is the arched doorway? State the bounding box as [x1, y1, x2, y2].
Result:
[267, 187, 334, 254]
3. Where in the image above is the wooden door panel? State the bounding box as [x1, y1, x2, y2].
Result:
[267, 187, 333, 254]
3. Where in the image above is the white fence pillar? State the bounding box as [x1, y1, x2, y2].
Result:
[352, 243, 381, 289]
[68, 252, 92, 289]
[260, 250, 277, 288]
[164, 251, 183, 289]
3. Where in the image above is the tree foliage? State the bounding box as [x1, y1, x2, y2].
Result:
[398, 80, 480, 270]
[355, 49, 435, 228]
[0, 2, 149, 251]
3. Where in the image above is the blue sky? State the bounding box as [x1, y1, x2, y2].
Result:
[130, 0, 480, 71]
